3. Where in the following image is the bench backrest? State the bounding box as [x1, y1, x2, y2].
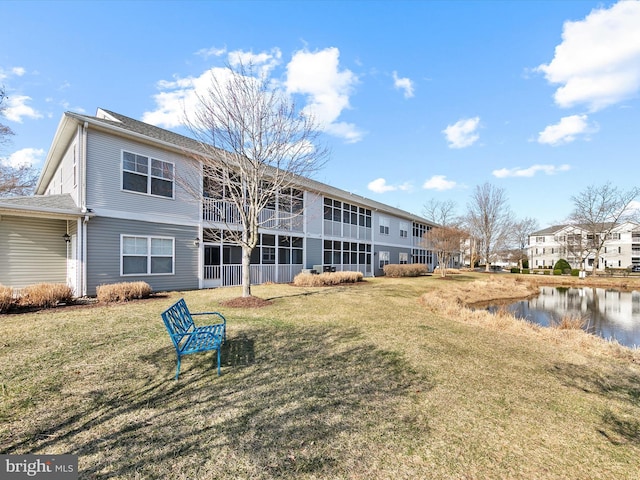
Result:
[161, 299, 195, 349]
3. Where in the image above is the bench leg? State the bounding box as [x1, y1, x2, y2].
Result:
[217, 348, 221, 376]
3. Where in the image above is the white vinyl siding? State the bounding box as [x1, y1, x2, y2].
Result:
[84, 131, 196, 221]
[0, 216, 68, 288]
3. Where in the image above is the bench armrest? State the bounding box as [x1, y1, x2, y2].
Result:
[192, 311, 226, 321]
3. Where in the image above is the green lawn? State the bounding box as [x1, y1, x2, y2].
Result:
[1, 276, 639, 479]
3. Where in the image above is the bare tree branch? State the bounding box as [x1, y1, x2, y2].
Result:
[422, 198, 458, 226]
[0, 85, 15, 147]
[568, 182, 640, 275]
[178, 62, 329, 297]
[512, 217, 539, 270]
[0, 163, 39, 197]
[466, 183, 514, 272]
[422, 226, 465, 277]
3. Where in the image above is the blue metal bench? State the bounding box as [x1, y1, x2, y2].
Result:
[161, 298, 227, 379]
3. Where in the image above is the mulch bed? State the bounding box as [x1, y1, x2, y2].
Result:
[219, 296, 274, 308]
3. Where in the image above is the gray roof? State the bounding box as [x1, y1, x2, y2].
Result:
[0, 193, 86, 219]
[38, 108, 438, 227]
[531, 225, 567, 236]
[79, 109, 208, 153]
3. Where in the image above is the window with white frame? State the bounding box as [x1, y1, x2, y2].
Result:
[399, 252, 408, 264]
[379, 217, 390, 235]
[122, 235, 174, 275]
[122, 151, 174, 198]
[399, 222, 409, 238]
[379, 251, 390, 269]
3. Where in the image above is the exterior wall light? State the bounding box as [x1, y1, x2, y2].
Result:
[194, 237, 200, 247]
[63, 233, 71, 243]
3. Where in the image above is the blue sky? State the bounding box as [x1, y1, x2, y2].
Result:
[2, 0, 640, 228]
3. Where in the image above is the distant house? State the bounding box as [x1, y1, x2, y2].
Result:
[528, 223, 640, 271]
[0, 108, 437, 295]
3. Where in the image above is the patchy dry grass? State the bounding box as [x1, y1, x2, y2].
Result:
[2, 274, 640, 479]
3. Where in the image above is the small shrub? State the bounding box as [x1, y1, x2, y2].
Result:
[20, 283, 73, 308]
[0, 285, 15, 313]
[383, 264, 428, 277]
[96, 281, 152, 303]
[571, 269, 580, 277]
[553, 259, 572, 273]
[522, 269, 530, 274]
[293, 271, 363, 287]
[553, 269, 563, 276]
[510, 268, 521, 274]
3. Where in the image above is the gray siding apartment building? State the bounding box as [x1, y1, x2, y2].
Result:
[0, 109, 437, 296]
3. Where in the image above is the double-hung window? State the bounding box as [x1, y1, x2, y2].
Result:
[379, 251, 390, 269]
[379, 217, 390, 235]
[122, 151, 174, 198]
[122, 235, 174, 275]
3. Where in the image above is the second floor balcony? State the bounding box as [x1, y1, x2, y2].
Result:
[203, 198, 303, 232]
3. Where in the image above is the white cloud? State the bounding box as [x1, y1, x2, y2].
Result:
[442, 117, 480, 148]
[142, 67, 232, 128]
[422, 175, 457, 191]
[228, 48, 282, 75]
[392, 71, 414, 98]
[286, 47, 364, 142]
[196, 46, 227, 58]
[0, 66, 26, 81]
[627, 200, 640, 213]
[367, 177, 412, 194]
[143, 47, 364, 142]
[1, 147, 45, 168]
[4, 95, 43, 123]
[492, 164, 571, 178]
[537, 114, 596, 145]
[536, 1, 640, 111]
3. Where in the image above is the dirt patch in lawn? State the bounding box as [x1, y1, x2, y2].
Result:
[220, 295, 274, 308]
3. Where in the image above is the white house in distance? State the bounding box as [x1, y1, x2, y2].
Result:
[528, 223, 640, 271]
[0, 108, 438, 296]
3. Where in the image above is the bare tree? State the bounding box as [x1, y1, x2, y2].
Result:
[0, 86, 38, 197]
[422, 225, 465, 277]
[0, 163, 39, 197]
[181, 62, 329, 297]
[466, 183, 514, 272]
[512, 217, 539, 270]
[422, 198, 458, 226]
[0, 86, 14, 146]
[569, 182, 640, 275]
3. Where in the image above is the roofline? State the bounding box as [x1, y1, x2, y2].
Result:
[0, 204, 90, 220]
[39, 109, 438, 227]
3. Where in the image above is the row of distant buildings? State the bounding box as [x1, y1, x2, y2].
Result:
[528, 222, 640, 271]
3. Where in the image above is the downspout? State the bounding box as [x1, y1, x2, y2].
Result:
[81, 121, 89, 296]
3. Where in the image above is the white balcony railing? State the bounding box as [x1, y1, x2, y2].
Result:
[203, 199, 303, 232]
[204, 264, 303, 286]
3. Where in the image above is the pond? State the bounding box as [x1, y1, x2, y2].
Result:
[485, 286, 640, 349]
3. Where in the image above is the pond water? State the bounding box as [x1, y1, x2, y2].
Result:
[485, 286, 640, 349]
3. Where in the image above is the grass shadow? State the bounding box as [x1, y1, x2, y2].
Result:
[2, 325, 431, 479]
[550, 362, 640, 445]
